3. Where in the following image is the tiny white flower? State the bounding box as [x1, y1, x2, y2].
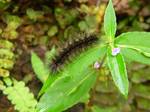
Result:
[94, 61, 100, 69]
[112, 47, 120, 56]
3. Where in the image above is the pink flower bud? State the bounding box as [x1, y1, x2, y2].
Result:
[94, 61, 100, 69]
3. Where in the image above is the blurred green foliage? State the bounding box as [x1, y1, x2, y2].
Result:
[2, 14, 21, 39]
[0, 39, 14, 77]
[26, 8, 44, 22]
[0, 0, 11, 10]
[47, 26, 58, 37]
[55, 7, 79, 29]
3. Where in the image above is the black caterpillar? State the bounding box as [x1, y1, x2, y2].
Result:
[50, 33, 99, 72]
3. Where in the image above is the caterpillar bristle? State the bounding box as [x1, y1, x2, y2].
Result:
[50, 32, 99, 73]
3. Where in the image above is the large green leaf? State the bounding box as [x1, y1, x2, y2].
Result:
[37, 44, 107, 112]
[37, 69, 97, 112]
[104, 0, 117, 40]
[115, 32, 150, 57]
[31, 52, 49, 83]
[107, 47, 129, 96]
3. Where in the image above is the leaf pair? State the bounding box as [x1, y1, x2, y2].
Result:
[104, 0, 129, 97]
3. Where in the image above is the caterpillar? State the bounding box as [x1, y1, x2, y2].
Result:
[50, 33, 99, 72]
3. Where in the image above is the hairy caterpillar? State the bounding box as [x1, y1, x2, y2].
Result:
[50, 33, 99, 72]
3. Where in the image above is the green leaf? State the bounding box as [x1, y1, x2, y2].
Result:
[120, 48, 150, 65]
[37, 69, 97, 112]
[31, 52, 49, 83]
[104, 0, 117, 40]
[38, 74, 59, 97]
[37, 44, 107, 112]
[107, 47, 129, 96]
[115, 32, 150, 57]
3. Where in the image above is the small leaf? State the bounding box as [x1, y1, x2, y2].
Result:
[31, 52, 49, 83]
[0, 80, 6, 90]
[47, 26, 58, 37]
[0, 68, 9, 77]
[104, 0, 117, 41]
[3, 77, 13, 86]
[78, 21, 88, 31]
[44, 47, 56, 67]
[107, 47, 129, 96]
